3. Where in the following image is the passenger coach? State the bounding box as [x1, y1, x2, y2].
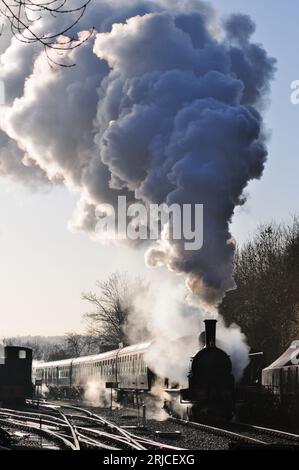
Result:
[34, 342, 152, 397]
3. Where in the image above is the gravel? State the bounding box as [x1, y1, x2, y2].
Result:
[75, 405, 232, 450]
[0, 425, 60, 450]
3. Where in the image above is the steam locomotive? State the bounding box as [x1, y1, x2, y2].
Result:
[33, 319, 234, 421]
[0, 346, 33, 405]
[181, 320, 234, 420]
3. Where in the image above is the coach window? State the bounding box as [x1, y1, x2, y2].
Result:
[19, 350, 26, 359]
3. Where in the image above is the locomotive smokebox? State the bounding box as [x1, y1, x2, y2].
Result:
[204, 319, 217, 348]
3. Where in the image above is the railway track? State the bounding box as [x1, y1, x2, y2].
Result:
[171, 417, 299, 447]
[0, 402, 185, 450]
[3, 400, 299, 450]
[233, 422, 299, 446]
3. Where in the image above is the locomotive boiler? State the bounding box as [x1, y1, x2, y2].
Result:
[181, 319, 235, 421]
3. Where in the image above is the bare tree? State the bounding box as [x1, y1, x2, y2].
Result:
[220, 220, 299, 364]
[64, 332, 103, 357]
[64, 332, 89, 357]
[46, 344, 70, 361]
[82, 272, 149, 348]
[2, 335, 70, 360]
[0, 0, 92, 65]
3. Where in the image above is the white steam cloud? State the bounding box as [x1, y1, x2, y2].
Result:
[127, 276, 249, 382]
[0, 0, 275, 309]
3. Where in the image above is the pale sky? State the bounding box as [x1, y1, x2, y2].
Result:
[0, 0, 298, 336]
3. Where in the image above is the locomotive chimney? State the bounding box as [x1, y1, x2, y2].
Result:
[204, 319, 217, 348]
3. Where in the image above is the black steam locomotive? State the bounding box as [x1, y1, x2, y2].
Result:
[181, 319, 235, 421]
[0, 346, 33, 405]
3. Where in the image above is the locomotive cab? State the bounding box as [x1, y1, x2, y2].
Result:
[0, 346, 33, 405]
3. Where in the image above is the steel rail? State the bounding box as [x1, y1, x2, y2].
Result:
[0, 405, 143, 450]
[76, 425, 146, 450]
[43, 402, 147, 450]
[239, 422, 299, 443]
[0, 416, 76, 450]
[0, 407, 65, 424]
[170, 417, 269, 446]
[0, 407, 82, 450]
[37, 402, 145, 450]
[133, 434, 185, 450]
[0, 410, 65, 429]
[40, 402, 187, 450]
[56, 409, 80, 450]
[76, 432, 121, 450]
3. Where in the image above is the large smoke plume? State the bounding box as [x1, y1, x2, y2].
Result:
[0, 1, 275, 376]
[0, 0, 275, 311]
